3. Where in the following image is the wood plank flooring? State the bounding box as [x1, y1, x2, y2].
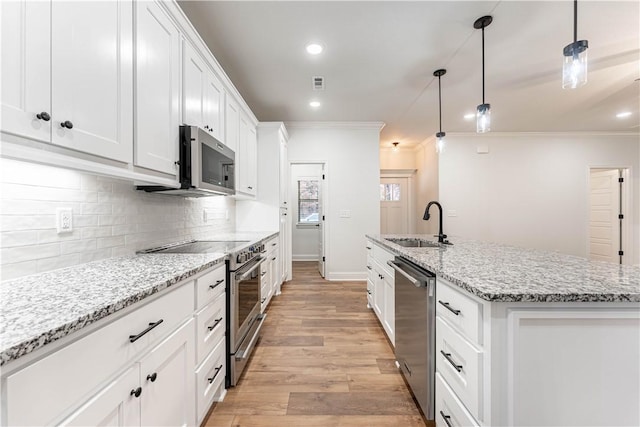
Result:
[204, 261, 429, 427]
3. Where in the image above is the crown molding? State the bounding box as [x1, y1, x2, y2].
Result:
[445, 131, 640, 138]
[284, 121, 386, 131]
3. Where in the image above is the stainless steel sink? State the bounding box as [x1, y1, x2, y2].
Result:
[385, 238, 440, 248]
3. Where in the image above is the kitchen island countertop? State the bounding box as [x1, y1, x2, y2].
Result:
[0, 231, 277, 366]
[367, 234, 640, 303]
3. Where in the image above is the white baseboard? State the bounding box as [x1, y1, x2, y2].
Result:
[325, 272, 367, 281]
[292, 254, 319, 261]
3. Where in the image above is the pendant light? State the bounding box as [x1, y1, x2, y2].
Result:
[474, 15, 492, 133]
[562, 0, 588, 89]
[433, 69, 446, 153]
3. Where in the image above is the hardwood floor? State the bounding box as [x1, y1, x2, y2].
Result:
[204, 261, 429, 427]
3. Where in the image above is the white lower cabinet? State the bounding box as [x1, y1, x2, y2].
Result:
[1, 262, 231, 427]
[59, 367, 141, 427]
[139, 319, 195, 427]
[60, 319, 195, 427]
[436, 276, 640, 427]
[365, 239, 395, 346]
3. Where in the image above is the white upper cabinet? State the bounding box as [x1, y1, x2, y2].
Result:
[135, 0, 180, 176]
[1, 1, 51, 143]
[51, 0, 133, 163]
[237, 113, 257, 197]
[279, 131, 289, 207]
[225, 97, 239, 153]
[183, 41, 225, 142]
[1, 0, 133, 163]
[204, 71, 225, 142]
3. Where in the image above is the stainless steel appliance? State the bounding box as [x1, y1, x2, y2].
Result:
[138, 239, 266, 387]
[387, 256, 436, 419]
[137, 125, 235, 197]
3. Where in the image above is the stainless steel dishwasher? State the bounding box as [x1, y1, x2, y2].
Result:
[387, 256, 436, 420]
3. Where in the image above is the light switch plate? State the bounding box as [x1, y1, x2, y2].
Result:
[339, 210, 351, 218]
[56, 208, 73, 234]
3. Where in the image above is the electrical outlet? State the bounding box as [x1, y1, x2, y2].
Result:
[56, 208, 73, 234]
[448, 210, 458, 217]
[203, 209, 208, 223]
[225, 209, 229, 221]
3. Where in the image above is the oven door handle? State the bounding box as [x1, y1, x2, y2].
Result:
[235, 257, 265, 282]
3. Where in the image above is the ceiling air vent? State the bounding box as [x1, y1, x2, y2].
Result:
[313, 76, 325, 91]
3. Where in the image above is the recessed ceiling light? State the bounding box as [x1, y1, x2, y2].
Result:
[616, 111, 632, 119]
[305, 43, 324, 55]
[309, 101, 321, 108]
[464, 113, 475, 120]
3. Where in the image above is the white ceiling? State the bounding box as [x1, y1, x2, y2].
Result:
[178, 1, 640, 148]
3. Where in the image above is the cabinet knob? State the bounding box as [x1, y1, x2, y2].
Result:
[247, 186, 253, 190]
[146, 372, 157, 382]
[36, 112, 51, 121]
[60, 120, 73, 129]
[130, 387, 142, 398]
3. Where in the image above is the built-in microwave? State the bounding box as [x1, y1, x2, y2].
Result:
[137, 126, 235, 197]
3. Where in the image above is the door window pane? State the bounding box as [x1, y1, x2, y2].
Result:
[298, 180, 319, 223]
[380, 183, 401, 201]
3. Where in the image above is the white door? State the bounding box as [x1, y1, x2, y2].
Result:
[589, 169, 620, 263]
[135, 0, 180, 175]
[380, 178, 409, 234]
[1, 0, 51, 142]
[139, 320, 195, 427]
[317, 169, 325, 277]
[51, 0, 133, 163]
[59, 367, 141, 427]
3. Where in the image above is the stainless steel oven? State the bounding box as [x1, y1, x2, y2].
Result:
[227, 243, 266, 387]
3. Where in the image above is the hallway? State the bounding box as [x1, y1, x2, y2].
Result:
[204, 262, 428, 426]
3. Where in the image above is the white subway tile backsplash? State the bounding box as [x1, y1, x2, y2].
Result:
[1, 231, 38, 248]
[1, 159, 235, 280]
[1, 243, 60, 264]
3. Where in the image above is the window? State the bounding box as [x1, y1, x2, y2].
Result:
[298, 180, 319, 223]
[380, 183, 401, 201]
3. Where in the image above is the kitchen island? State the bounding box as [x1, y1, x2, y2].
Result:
[367, 234, 640, 427]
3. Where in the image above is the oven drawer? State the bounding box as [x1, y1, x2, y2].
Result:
[195, 292, 226, 363]
[436, 317, 483, 421]
[196, 263, 226, 310]
[195, 338, 226, 424]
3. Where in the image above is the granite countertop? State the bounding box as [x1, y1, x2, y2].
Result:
[367, 234, 640, 303]
[0, 231, 277, 366]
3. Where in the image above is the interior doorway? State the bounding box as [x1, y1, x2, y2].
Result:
[588, 167, 631, 265]
[290, 162, 327, 278]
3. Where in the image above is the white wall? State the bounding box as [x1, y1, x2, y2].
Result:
[380, 147, 417, 170]
[290, 163, 323, 261]
[415, 139, 440, 235]
[439, 133, 640, 264]
[0, 159, 236, 280]
[286, 122, 382, 280]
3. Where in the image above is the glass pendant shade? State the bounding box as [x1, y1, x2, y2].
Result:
[562, 40, 588, 89]
[435, 131, 445, 153]
[476, 103, 491, 133]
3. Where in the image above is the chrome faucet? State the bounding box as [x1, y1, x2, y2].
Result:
[423, 201, 448, 244]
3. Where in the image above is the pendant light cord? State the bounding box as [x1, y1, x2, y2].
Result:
[573, 0, 578, 43]
[438, 76, 442, 133]
[481, 26, 485, 104]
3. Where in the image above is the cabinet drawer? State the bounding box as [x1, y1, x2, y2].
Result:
[5, 283, 194, 427]
[436, 317, 483, 421]
[266, 237, 278, 251]
[435, 373, 480, 427]
[195, 293, 225, 364]
[437, 280, 483, 344]
[196, 264, 226, 309]
[195, 339, 226, 424]
[373, 243, 394, 268]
